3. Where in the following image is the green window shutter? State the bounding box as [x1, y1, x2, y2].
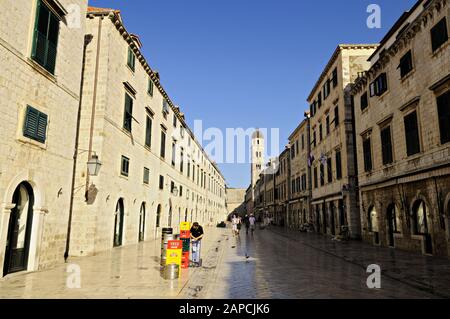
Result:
[127, 47, 135, 71]
[32, 0, 59, 74]
[24, 105, 47, 143]
[123, 94, 133, 132]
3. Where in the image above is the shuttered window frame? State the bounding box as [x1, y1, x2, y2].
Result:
[31, 0, 60, 74]
[23, 105, 48, 144]
[437, 90, 450, 145]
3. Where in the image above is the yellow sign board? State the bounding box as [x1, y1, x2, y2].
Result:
[180, 222, 191, 231]
[166, 240, 182, 267]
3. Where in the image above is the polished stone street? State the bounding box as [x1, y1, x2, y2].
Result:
[0, 225, 449, 299]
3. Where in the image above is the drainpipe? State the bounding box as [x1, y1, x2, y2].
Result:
[85, 17, 104, 199]
[65, 34, 93, 262]
[65, 16, 103, 262]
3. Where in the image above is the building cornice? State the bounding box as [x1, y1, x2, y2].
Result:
[351, 0, 448, 96]
[307, 44, 379, 101]
[86, 8, 226, 183]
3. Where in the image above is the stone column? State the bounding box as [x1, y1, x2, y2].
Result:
[0, 203, 15, 276]
[27, 207, 48, 272]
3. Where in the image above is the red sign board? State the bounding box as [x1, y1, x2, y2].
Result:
[167, 240, 182, 250]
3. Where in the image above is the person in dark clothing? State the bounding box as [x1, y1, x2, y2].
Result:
[243, 214, 250, 234]
[190, 222, 204, 267]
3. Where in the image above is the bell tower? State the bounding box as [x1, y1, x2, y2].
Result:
[251, 129, 265, 195]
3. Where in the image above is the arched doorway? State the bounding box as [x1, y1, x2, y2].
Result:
[138, 202, 146, 242]
[113, 199, 125, 247]
[386, 204, 397, 247]
[412, 200, 432, 254]
[368, 206, 379, 245]
[330, 202, 336, 236]
[3, 182, 34, 276]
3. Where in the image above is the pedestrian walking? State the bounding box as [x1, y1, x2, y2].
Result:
[231, 214, 239, 236]
[243, 214, 250, 234]
[249, 214, 256, 234]
[190, 222, 204, 267]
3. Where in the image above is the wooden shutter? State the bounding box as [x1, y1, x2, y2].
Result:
[24, 106, 47, 143]
[431, 18, 449, 52]
[381, 126, 393, 165]
[145, 116, 152, 147]
[32, 0, 59, 74]
[335, 151, 342, 180]
[363, 138, 372, 172]
[437, 91, 450, 144]
[404, 111, 420, 156]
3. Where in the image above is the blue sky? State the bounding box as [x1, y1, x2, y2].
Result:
[89, 0, 417, 188]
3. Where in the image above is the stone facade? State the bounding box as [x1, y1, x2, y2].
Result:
[0, 0, 88, 276]
[287, 119, 310, 229]
[351, 0, 450, 257]
[69, 8, 227, 257]
[307, 45, 377, 239]
[226, 188, 246, 216]
[274, 148, 289, 226]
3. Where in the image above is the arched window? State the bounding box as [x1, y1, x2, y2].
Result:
[114, 199, 125, 247]
[368, 206, 378, 232]
[413, 200, 428, 235]
[139, 202, 146, 242]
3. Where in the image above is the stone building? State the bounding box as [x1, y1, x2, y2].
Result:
[0, 0, 88, 277]
[274, 148, 289, 226]
[68, 7, 226, 258]
[226, 187, 246, 217]
[287, 118, 310, 229]
[307, 44, 377, 239]
[351, 0, 450, 257]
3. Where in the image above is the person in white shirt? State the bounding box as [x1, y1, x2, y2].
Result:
[231, 214, 239, 236]
[249, 214, 256, 234]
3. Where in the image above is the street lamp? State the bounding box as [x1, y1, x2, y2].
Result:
[87, 154, 102, 176]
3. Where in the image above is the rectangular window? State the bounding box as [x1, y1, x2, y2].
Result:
[145, 116, 152, 148]
[363, 137, 372, 172]
[162, 99, 169, 118]
[334, 106, 339, 127]
[431, 17, 448, 52]
[160, 130, 166, 158]
[361, 92, 369, 111]
[143, 167, 150, 184]
[180, 149, 184, 173]
[319, 123, 323, 141]
[404, 111, 421, 156]
[314, 167, 318, 189]
[318, 92, 322, 108]
[370, 73, 388, 97]
[179, 186, 183, 197]
[23, 105, 47, 143]
[437, 91, 450, 144]
[32, 0, 60, 74]
[327, 157, 332, 183]
[320, 163, 325, 186]
[123, 93, 133, 132]
[381, 126, 393, 165]
[121, 156, 130, 177]
[127, 47, 135, 71]
[296, 140, 299, 155]
[148, 78, 154, 96]
[326, 115, 330, 135]
[172, 142, 176, 166]
[301, 134, 305, 150]
[171, 181, 175, 193]
[324, 80, 331, 99]
[335, 150, 342, 180]
[173, 114, 177, 128]
[399, 50, 413, 78]
[187, 160, 191, 177]
[332, 68, 338, 88]
[313, 130, 316, 148]
[159, 175, 164, 189]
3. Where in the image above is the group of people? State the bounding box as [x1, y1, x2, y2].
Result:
[231, 213, 256, 236]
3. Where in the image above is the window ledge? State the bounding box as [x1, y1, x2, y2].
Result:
[431, 41, 449, 59]
[27, 58, 57, 83]
[119, 174, 129, 180]
[126, 64, 135, 74]
[16, 135, 47, 150]
[400, 69, 416, 83]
